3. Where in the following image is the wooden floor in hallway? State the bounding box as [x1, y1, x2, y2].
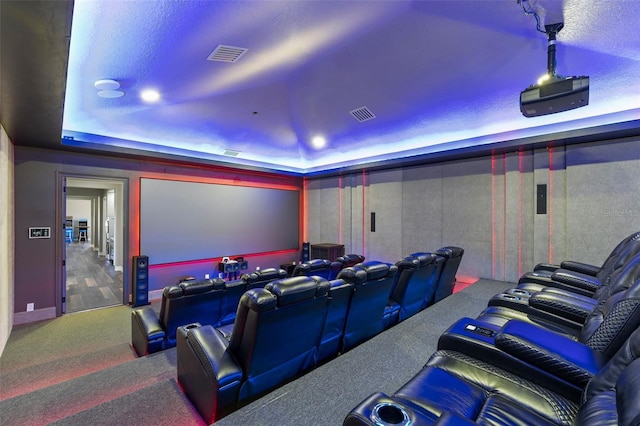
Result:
[65, 241, 123, 313]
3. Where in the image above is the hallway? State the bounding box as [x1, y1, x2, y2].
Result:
[66, 242, 123, 313]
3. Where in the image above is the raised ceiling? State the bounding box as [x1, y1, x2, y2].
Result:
[2, 1, 639, 175]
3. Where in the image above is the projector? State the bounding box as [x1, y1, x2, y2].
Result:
[520, 75, 589, 117]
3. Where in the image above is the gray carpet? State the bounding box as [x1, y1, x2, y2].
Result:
[0, 279, 511, 425]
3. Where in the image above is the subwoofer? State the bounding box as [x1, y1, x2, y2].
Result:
[132, 255, 149, 307]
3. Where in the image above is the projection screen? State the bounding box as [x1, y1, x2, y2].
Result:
[140, 178, 300, 265]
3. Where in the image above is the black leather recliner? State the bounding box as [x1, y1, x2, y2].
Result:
[293, 258, 336, 280]
[517, 233, 640, 297]
[476, 251, 640, 334]
[176, 275, 331, 424]
[217, 267, 287, 327]
[432, 246, 464, 303]
[338, 261, 398, 352]
[344, 325, 640, 426]
[130, 278, 225, 356]
[384, 253, 440, 328]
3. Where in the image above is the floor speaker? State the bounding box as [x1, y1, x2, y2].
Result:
[133, 255, 149, 307]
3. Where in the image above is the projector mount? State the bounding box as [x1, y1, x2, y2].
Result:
[545, 22, 564, 78]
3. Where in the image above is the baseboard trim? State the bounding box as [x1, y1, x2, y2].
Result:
[13, 307, 56, 325]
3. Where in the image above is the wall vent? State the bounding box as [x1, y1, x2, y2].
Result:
[350, 106, 376, 122]
[222, 149, 241, 157]
[207, 45, 249, 63]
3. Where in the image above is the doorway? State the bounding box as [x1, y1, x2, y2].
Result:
[61, 177, 127, 314]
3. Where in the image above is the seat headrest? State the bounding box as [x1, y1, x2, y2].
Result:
[163, 285, 183, 299]
[336, 266, 368, 284]
[359, 261, 396, 280]
[410, 252, 438, 266]
[337, 254, 366, 267]
[395, 258, 420, 270]
[180, 278, 224, 295]
[265, 276, 330, 306]
[242, 267, 287, 284]
[436, 246, 464, 258]
[306, 259, 332, 269]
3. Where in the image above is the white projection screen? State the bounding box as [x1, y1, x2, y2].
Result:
[140, 178, 300, 265]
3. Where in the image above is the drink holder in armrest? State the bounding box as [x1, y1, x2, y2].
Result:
[487, 292, 531, 312]
[494, 320, 607, 388]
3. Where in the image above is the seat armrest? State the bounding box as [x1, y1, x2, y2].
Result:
[560, 260, 600, 276]
[528, 291, 594, 324]
[533, 262, 561, 273]
[494, 320, 608, 388]
[131, 307, 165, 356]
[551, 269, 601, 293]
[176, 324, 242, 423]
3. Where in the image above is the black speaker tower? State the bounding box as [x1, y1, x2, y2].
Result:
[132, 255, 149, 307]
[301, 242, 310, 262]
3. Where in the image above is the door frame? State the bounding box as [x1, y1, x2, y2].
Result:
[56, 173, 129, 316]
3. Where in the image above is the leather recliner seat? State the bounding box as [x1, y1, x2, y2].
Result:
[293, 258, 336, 280]
[131, 278, 225, 356]
[177, 275, 331, 424]
[337, 261, 398, 352]
[344, 325, 640, 426]
[384, 253, 440, 328]
[217, 267, 287, 327]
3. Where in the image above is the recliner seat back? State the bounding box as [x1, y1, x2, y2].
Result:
[218, 267, 287, 326]
[432, 246, 464, 303]
[229, 275, 330, 401]
[390, 253, 439, 321]
[338, 261, 398, 352]
[162, 279, 225, 344]
[293, 259, 334, 279]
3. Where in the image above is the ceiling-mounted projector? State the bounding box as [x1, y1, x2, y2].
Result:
[520, 75, 589, 117]
[520, 22, 589, 117]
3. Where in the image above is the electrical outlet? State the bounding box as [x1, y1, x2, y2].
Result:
[204, 273, 210, 279]
[27, 303, 34, 312]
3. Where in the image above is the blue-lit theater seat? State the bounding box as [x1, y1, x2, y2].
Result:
[318, 278, 355, 363]
[292, 258, 338, 280]
[517, 231, 640, 296]
[337, 261, 398, 352]
[431, 246, 465, 303]
[131, 278, 225, 356]
[344, 327, 640, 426]
[384, 253, 441, 329]
[176, 275, 331, 424]
[477, 250, 640, 332]
[217, 267, 287, 327]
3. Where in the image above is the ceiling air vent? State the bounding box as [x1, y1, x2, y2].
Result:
[350, 106, 376, 122]
[222, 149, 241, 157]
[207, 45, 249, 63]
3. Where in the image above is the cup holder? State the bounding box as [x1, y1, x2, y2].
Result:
[371, 403, 410, 426]
[509, 289, 530, 296]
[499, 294, 520, 301]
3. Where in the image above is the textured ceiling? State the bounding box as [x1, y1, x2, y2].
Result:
[3, 1, 639, 175]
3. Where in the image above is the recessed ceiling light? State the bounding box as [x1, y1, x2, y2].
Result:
[97, 89, 125, 98]
[140, 89, 160, 103]
[311, 136, 327, 149]
[94, 79, 120, 90]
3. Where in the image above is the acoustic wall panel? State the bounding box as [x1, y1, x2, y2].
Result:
[140, 178, 299, 265]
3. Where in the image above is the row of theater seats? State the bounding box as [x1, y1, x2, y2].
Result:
[174, 247, 464, 424]
[131, 254, 365, 356]
[343, 231, 640, 425]
[131, 248, 463, 357]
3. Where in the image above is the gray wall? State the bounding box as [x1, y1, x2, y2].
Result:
[12, 147, 303, 322]
[306, 136, 640, 283]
